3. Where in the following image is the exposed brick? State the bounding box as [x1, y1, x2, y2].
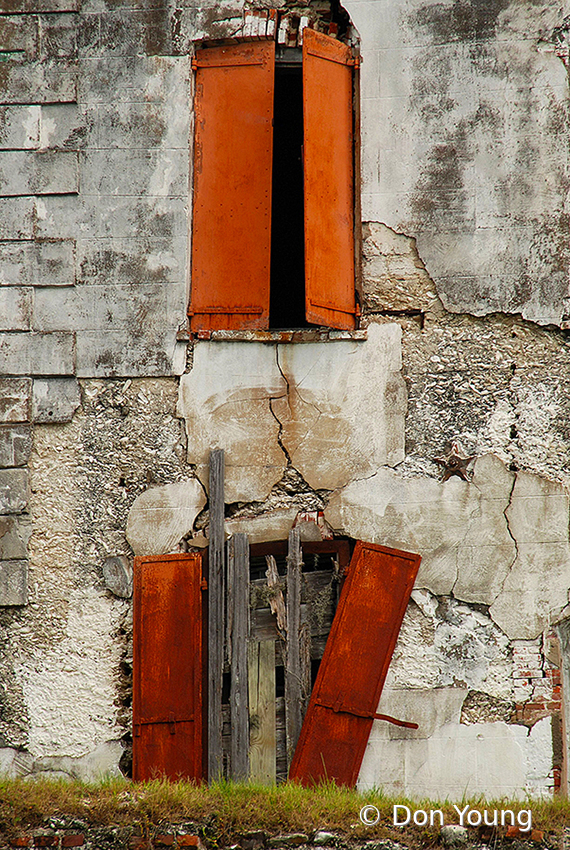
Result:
[10, 837, 32, 848]
[530, 831, 544, 843]
[154, 836, 174, 847]
[177, 837, 200, 848]
[33, 838, 58, 848]
[62, 836, 84, 848]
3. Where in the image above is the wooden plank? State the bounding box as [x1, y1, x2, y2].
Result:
[289, 542, 421, 787]
[190, 42, 274, 330]
[229, 533, 250, 781]
[303, 29, 355, 329]
[285, 528, 303, 768]
[208, 448, 225, 781]
[132, 553, 203, 781]
[248, 640, 276, 784]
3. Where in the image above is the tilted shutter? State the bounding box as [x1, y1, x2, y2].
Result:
[303, 29, 356, 330]
[190, 41, 275, 331]
[133, 553, 204, 780]
[289, 542, 420, 786]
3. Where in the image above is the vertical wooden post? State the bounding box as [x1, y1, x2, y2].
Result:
[285, 528, 303, 768]
[228, 533, 250, 781]
[208, 448, 225, 781]
[248, 639, 276, 784]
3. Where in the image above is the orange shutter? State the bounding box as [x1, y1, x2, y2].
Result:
[133, 553, 204, 781]
[289, 542, 420, 786]
[190, 42, 275, 331]
[303, 29, 356, 330]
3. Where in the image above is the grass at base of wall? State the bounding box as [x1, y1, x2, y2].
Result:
[0, 778, 567, 846]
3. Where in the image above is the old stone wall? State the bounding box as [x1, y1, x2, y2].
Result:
[1, 0, 570, 799]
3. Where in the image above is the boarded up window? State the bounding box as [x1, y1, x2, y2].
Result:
[132, 553, 204, 781]
[190, 31, 356, 332]
[289, 542, 421, 786]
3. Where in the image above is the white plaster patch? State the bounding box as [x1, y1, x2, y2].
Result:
[15, 586, 123, 760]
[225, 509, 299, 544]
[322, 455, 493, 607]
[276, 323, 406, 489]
[178, 324, 406, 501]
[490, 472, 570, 639]
[358, 714, 552, 799]
[386, 594, 513, 700]
[126, 478, 206, 556]
[177, 342, 287, 502]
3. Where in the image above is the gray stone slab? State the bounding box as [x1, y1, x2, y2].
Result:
[98, 196, 188, 239]
[0, 288, 31, 331]
[0, 240, 75, 287]
[96, 101, 189, 149]
[32, 377, 80, 423]
[40, 104, 93, 150]
[39, 13, 77, 62]
[81, 149, 187, 196]
[0, 469, 28, 514]
[103, 555, 132, 598]
[0, 151, 79, 196]
[0, 105, 40, 149]
[0, 198, 35, 239]
[0, 560, 28, 606]
[0, 60, 77, 105]
[76, 237, 185, 285]
[0, 425, 32, 467]
[34, 196, 98, 240]
[0, 332, 75, 375]
[0, 0, 77, 10]
[75, 329, 183, 377]
[0, 14, 38, 56]
[0, 516, 31, 560]
[33, 282, 184, 333]
[0, 378, 31, 423]
[78, 55, 189, 104]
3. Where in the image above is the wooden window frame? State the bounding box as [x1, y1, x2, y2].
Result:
[189, 31, 360, 333]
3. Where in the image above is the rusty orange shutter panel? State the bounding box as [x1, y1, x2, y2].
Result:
[133, 553, 204, 781]
[190, 42, 275, 331]
[289, 542, 421, 786]
[303, 29, 356, 330]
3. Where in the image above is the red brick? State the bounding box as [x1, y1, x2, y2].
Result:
[10, 838, 32, 848]
[177, 837, 200, 847]
[33, 838, 58, 848]
[62, 837, 84, 848]
[129, 840, 149, 850]
[506, 826, 521, 839]
[154, 837, 174, 847]
[530, 830, 544, 843]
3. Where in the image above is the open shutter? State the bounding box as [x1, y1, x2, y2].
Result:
[303, 29, 356, 330]
[190, 42, 275, 331]
[133, 553, 204, 781]
[289, 542, 420, 786]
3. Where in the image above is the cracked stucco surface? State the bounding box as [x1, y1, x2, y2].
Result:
[327, 454, 570, 640]
[350, 0, 570, 326]
[176, 322, 406, 502]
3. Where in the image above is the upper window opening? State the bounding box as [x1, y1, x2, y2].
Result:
[270, 55, 306, 329]
[189, 29, 358, 333]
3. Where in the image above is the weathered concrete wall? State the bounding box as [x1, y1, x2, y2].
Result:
[0, 379, 188, 778]
[348, 0, 570, 326]
[2, 0, 570, 799]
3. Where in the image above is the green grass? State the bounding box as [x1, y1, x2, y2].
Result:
[0, 779, 568, 845]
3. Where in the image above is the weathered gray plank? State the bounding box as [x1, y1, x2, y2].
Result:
[208, 447, 225, 781]
[248, 639, 276, 785]
[285, 529, 303, 768]
[228, 532, 250, 781]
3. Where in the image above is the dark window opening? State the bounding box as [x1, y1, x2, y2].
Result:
[269, 58, 307, 329]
